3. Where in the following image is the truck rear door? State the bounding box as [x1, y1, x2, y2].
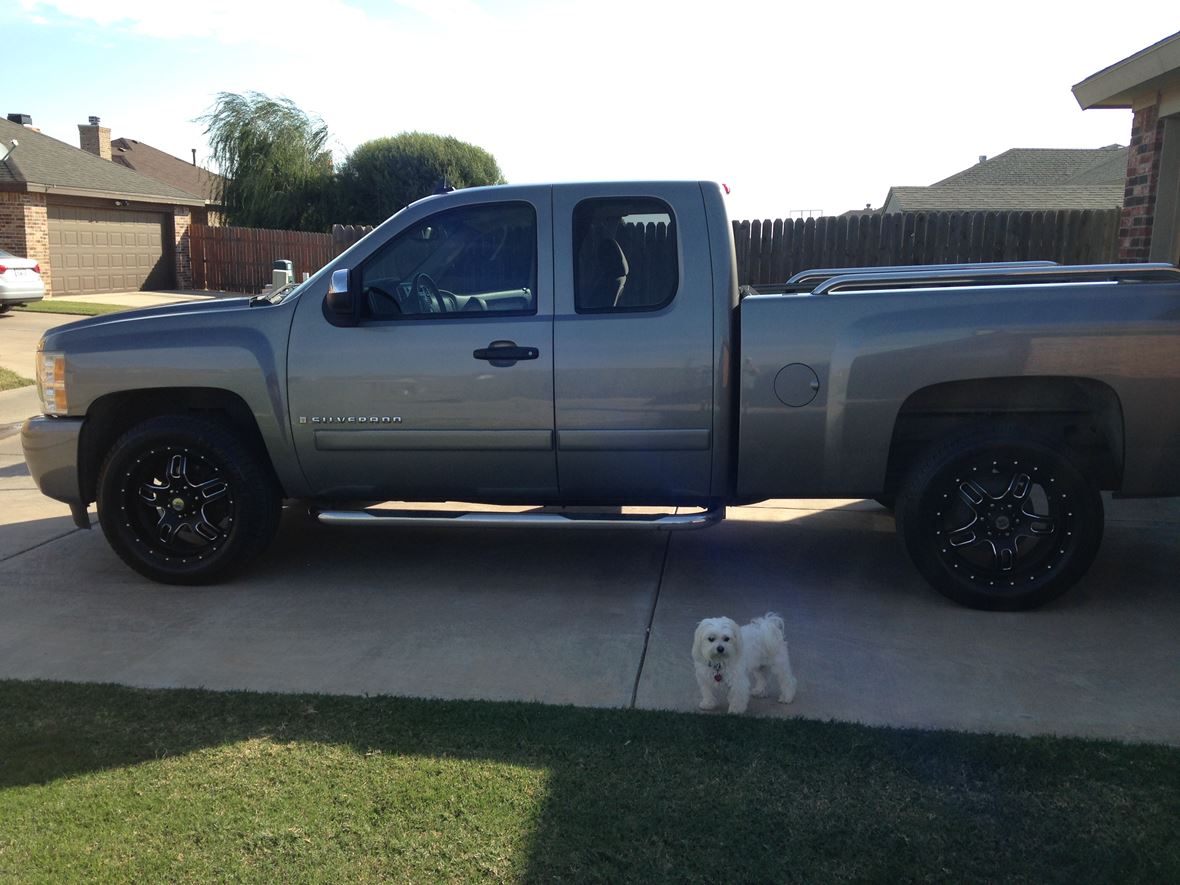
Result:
[552, 183, 715, 503]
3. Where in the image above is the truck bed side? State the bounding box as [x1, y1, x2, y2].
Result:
[737, 280, 1180, 498]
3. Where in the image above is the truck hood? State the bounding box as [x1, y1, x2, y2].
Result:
[40, 297, 256, 350]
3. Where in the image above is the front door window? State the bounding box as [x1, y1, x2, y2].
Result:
[360, 202, 537, 319]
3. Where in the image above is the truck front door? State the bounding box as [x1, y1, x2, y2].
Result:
[287, 195, 557, 502]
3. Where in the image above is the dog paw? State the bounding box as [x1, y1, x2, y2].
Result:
[727, 703, 749, 715]
[778, 679, 797, 704]
[698, 699, 719, 711]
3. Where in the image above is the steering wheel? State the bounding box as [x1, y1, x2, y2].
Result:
[410, 272, 446, 313]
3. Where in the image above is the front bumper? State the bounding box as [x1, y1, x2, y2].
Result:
[21, 415, 88, 527]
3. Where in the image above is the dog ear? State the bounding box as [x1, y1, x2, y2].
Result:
[691, 621, 710, 661]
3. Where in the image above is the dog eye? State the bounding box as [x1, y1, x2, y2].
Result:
[723, 636, 730, 641]
[707, 636, 715, 642]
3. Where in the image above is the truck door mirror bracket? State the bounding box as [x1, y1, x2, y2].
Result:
[323, 268, 358, 327]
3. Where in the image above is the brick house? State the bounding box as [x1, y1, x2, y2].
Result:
[0, 115, 204, 297]
[1074, 30, 1180, 264]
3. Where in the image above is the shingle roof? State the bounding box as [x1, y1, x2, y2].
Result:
[110, 137, 223, 203]
[933, 146, 1128, 187]
[1060, 149, 1130, 185]
[884, 184, 1125, 213]
[0, 118, 203, 204]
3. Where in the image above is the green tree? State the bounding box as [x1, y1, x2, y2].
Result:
[338, 132, 505, 225]
[198, 92, 335, 231]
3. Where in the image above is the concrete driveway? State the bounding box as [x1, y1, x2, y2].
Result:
[1, 302, 1178, 746]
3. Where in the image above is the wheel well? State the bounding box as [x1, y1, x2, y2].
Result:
[884, 377, 1124, 496]
[79, 388, 281, 503]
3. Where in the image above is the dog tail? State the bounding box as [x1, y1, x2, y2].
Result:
[757, 612, 785, 640]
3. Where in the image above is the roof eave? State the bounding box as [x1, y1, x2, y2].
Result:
[19, 182, 203, 206]
[1073, 31, 1180, 109]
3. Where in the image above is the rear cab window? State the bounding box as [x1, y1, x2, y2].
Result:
[572, 197, 678, 313]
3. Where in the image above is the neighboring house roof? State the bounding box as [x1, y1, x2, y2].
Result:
[0, 118, 202, 205]
[882, 184, 1125, 213]
[1059, 149, 1130, 185]
[878, 146, 1129, 214]
[111, 137, 223, 204]
[932, 146, 1128, 187]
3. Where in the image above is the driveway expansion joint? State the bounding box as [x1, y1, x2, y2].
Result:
[630, 531, 673, 709]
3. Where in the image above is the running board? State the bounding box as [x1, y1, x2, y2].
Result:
[313, 505, 724, 531]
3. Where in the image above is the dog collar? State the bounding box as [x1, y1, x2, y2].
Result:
[709, 661, 724, 682]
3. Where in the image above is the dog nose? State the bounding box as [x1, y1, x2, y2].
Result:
[716, 645, 725, 654]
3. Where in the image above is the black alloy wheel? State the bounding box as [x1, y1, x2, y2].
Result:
[97, 415, 280, 584]
[896, 429, 1104, 610]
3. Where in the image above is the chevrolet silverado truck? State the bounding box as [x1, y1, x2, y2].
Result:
[20, 181, 1180, 610]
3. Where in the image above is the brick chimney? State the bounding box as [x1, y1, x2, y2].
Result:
[79, 115, 111, 161]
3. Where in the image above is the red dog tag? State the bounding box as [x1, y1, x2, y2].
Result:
[714, 673, 723, 682]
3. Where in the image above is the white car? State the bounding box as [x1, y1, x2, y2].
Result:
[0, 249, 45, 312]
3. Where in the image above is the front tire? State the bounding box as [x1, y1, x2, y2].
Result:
[895, 428, 1103, 611]
[97, 415, 281, 584]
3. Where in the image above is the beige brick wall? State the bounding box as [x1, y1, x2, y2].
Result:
[0, 191, 51, 296]
[173, 206, 192, 290]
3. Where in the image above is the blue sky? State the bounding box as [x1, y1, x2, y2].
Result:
[6, 0, 1175, 220]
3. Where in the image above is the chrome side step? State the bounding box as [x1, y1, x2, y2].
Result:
[313, 505, 724, 531]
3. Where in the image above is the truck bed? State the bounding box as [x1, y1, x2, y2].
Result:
[735, 262, 1180, 499]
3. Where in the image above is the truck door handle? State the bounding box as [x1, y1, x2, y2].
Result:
[473, 342, 539, 362]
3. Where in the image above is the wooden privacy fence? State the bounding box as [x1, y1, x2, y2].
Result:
[190, 223, 378, 292]
[191, 225, 336, 292]
[332, 223, 375, 250]
[191, 209, 1121, 293]
[733, 209, 1121, 287]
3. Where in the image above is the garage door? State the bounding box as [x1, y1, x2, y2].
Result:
[48, 205, 172, 295]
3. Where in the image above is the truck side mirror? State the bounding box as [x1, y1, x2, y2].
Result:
[323, 268, 357, 326]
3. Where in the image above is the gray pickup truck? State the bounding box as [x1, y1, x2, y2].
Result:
[20, 181, 1180, 609]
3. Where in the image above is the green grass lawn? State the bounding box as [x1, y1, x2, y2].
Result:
[1, 680, 1176, 883]
[14, 300, 128, 316]
[0, 366, 34, 391]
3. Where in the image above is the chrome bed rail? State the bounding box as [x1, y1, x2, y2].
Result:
[810, 263, 1180, 295]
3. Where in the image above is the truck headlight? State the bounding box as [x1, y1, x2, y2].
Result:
[37, 349, 68, 416]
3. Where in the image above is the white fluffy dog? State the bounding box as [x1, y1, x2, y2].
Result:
[692, 613, 797, 714]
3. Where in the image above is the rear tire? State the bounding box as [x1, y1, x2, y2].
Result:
[97, 415, 281, 584]
[895, 427, 1103, 611]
